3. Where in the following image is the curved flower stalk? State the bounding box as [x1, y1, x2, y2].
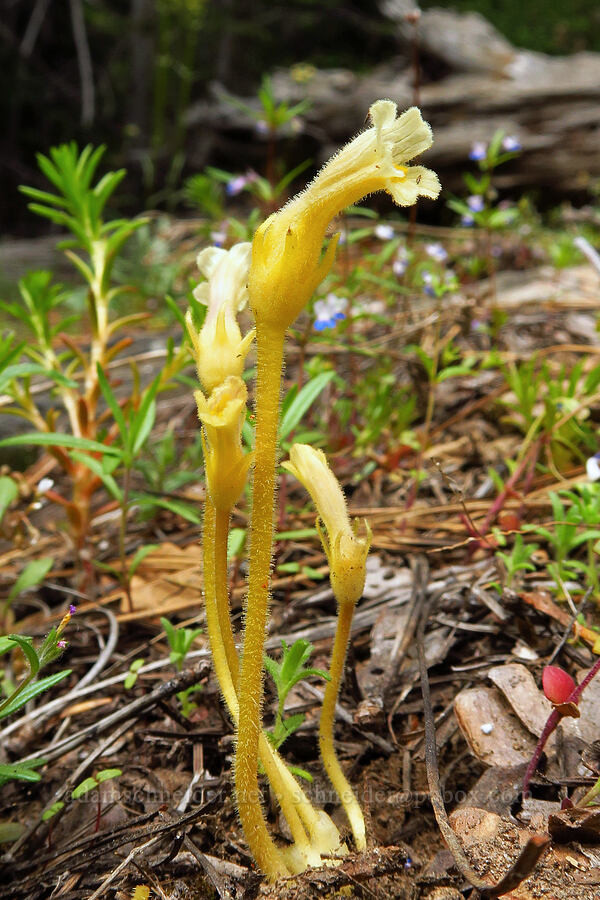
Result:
[283, 444, 371, 849]
[227, 100, 438, 879]
[186, 242, 255, 395]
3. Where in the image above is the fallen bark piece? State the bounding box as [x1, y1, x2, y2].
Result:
[454, 685, 536, 767]
[549, 807, 600, 844]
[488, 663, 553, 738]
[450, 806, 596, 899]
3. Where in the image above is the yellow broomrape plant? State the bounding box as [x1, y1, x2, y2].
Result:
[189, 99, 439, 880]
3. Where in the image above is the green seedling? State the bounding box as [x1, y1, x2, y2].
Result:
[264, 639, 330, 759]
[124, 658, 145, 690]
[495, 533, 540, 591]
[42, 768, 122, 834]
[161, 616, 203, 717]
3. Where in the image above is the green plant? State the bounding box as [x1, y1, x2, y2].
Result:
[526, 486, 600, 595]
[0, 144, 187, 590]
[0, 607, 73, 722]
[160, 616, 203, 717]
[501, 357, 600, 473]
[495, 533, 539, 590]
[0, 758, 46, 788]
[264, 639, 329, 758]
[221, 74, 312, 194]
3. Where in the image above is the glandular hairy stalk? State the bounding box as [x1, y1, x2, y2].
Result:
[234, 325, 291, 879]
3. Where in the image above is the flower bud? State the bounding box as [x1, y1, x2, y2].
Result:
[195, 376, 253, 511]
[542, 665, 576, 705]
[187, 243, 255, 394]
[283, 444, 371, 606]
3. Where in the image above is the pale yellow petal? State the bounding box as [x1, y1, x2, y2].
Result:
[388, 107, 434, 164]
[369, 99, 397, 132]
[388, 165, 441, 206]
[196, 246, 227, 280]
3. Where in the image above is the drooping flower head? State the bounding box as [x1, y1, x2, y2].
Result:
[186, 243, 255, 395]
[250, 101, 440, 331]
[283, 444, 371, 606]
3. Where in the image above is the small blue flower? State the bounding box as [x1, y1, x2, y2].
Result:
[467, 195, 484, 212]
[255, 119, 270, 136]
[469, 141, 487, 161]
[393, 246, 409, 276]
[210, 229, 227, 247]
[374, 223, 395, 241]
[422, 270, 435, 296]
[502, 135, 521, 152]
[586, 452, 600, 481]
[314, 293, 348, 331]
[461, 214, 475, 227]
[425, 242, 447, 263]
[226, 171, 258, 196]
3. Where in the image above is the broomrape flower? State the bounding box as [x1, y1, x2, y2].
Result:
[249, 100, 440, 331]
[314, 293, 347, 331]
[186, 243, 255, 395]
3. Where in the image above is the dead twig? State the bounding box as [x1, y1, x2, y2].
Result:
[416, 573, 550, 898]
[17, 660, 210, 764]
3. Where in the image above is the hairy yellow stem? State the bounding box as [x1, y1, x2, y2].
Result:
[319, 600, 366, 850]
[235, 325, 290, 879]
[214, 506, 239, 686]
[204, 499, 313, 864]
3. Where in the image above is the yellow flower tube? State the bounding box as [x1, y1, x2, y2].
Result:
[283, 444, 370, 849]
